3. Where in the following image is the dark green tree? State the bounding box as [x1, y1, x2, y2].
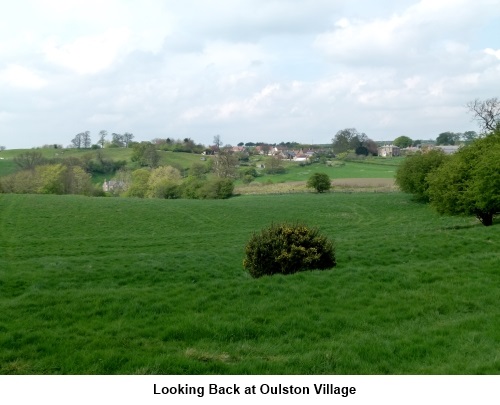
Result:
[436, 132, 461, 145]
[307, 172, 332, 193]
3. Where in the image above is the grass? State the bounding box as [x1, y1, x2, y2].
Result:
[1, 192, 499, 374]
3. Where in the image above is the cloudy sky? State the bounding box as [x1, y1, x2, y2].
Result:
[1, 0, 499, 149]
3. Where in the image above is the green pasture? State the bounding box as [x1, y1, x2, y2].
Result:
[251, 159, 398, 183]
[1, 192, 499, 374]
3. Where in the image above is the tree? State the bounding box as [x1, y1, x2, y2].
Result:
[307, 172, 331, 193]
[98, 130, 107, 148]
[131, 142, 160, 168]
[13, 151, 46, 170]
[436, 131, 461, 145]
[126, 168, 151, 198]
[213, 147, 238, 178]
[393, 135, 413, 148]
[81, 131, 91, 149]
[265, 155, 286, 174]
[0, 146, 6, 151]
[123, 132, 134, 148]
[395, 150, 448, 201]
[213, 135, 222, 152]
[71, 133, 82, 149]
[427, 129, 500, 226]
[467, 97, 500, 133]
[111, 133, 125, 148]
[461, 131, 478, 144]
[332, 128, 367, 154]
[146, 166, 182, 199]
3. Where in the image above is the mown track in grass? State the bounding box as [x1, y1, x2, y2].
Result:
[0, 193, 499, 374]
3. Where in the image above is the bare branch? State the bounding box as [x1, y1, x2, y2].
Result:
[466, 97, 500, 133]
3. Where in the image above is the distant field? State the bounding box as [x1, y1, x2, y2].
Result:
[0, 148, 203, 178]
[1, 193, 499, 374]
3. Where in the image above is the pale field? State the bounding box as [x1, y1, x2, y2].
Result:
[235, 178, 397, 195]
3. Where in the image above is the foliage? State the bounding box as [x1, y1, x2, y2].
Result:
[131, 142, 160, 168]
[427, 130, 500, 226]
[436, 131, 461, 145]
[355, 146, 369, 156]
[395, 150, 447, 201]
[306, 172, 332, 193]
[125, 168, 151, 198]
[243, 223, 336, 278]
[0, 164, 93, 195]
[332, 128, 367, 154]
[393, 135, 413, 148]
[146, 166, 182, 199]
[264, 155, 286, 174]
[197, 178, 234, 199]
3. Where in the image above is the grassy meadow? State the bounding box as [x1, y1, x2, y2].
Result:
[1, 192, 499, 374]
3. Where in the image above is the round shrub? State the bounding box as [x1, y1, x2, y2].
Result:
[243, 223, 336, 278]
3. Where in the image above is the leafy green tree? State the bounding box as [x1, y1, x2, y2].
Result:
[436, 131, 461, 145]
[126, 168, 151, 198]
[461, 131, 478, 144]
[393, 135, 413, 148]
[265, 155, 286, 174]
[131, 142, 160, 168]
[146, 166, 182, 199]
[427, 130, 500, 226]
[111, 133, 125, 148]
[332, 128, 367, 154]
[395, 150, 448, 201]
[307, 172, 332, 193]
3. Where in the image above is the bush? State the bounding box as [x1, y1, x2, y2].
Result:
[306, 172, 331, 193]
[243, 223, 336, 278]
[198, 178, 234, 199]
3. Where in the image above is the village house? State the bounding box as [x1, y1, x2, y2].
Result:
[103, 179, 126, 193]
[378, 145, 401, 157]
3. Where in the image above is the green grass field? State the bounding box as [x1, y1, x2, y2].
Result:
[1, 192, 499, 374]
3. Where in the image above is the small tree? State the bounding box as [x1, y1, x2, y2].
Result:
[307, 172, 331, 193]
[243, 223, 336, 278]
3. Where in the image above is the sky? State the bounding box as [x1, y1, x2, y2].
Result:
[1, 0, 499, 149]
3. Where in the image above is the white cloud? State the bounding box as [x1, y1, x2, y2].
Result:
[43, 29, 131, 74]
[0, 64, 47, 89]
[484, 48, 500, 60]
